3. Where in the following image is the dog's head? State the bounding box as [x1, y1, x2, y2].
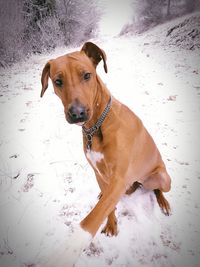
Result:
[40, 42, 107, 125]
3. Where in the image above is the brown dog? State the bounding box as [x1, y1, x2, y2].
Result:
[41, 42, 171, 264]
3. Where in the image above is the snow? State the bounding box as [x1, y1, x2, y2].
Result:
[98, 0, 133, 37]
[42, 224, 92, 267]
[0, 13, 200, 267]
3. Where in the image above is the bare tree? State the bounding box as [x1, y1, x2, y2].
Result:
[185, 0, 198, 12]
[56, 0, 100, 46]
[0, 0, 100, 66]
[0, 0, 24, 66]
[167, 0, 171, 16]
[131, 0, 165, 32]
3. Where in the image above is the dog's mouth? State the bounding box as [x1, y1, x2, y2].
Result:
[65, 113, 89, 125]
[76, 121, 85, 126]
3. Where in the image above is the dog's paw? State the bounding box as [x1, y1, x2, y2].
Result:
[101, 219, 118, 236]
[154, 189, 171, 216]
[161, 200, 171, 216]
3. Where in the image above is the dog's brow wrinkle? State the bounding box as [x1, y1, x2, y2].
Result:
[54, 72, 63, 78]
[68, 54, 80, 61]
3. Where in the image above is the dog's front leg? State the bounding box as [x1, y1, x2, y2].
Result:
[81, 176, 126, 237]
[42, 178, 125, 267]
[95, 173, 118, 236]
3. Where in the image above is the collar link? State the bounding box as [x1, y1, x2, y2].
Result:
[82, 96, 112, 150]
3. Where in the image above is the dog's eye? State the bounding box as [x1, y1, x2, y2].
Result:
[83, 72, 91, 81]
[55, 79, 63, 87]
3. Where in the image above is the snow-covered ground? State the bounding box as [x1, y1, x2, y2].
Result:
[0, 13, 200, 267]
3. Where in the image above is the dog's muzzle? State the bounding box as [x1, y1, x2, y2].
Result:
[66, 103, 88, 124]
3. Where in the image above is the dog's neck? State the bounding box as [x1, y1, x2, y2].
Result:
[83, 75, 111, 130]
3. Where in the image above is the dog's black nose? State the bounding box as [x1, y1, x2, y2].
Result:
[68, 104, 87, 123]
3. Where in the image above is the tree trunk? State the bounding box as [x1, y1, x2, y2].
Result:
[167, 0, 171, 16]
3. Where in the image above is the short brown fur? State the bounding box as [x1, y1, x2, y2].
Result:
[41, 42, 171, 237]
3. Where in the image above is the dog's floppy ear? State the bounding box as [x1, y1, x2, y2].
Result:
[81, 42, 108, 73]
[40, 61, 51, 97]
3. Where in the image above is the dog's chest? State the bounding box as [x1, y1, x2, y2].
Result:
[85, 149, 112, 185]
[86, 150, 104, 171]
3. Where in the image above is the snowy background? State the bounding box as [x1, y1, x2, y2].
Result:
[0, 3, 200, 267]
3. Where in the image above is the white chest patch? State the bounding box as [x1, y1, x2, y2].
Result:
[86, 150, 104, 169]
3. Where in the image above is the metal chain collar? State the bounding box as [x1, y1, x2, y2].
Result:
[82, 96, 112, 150]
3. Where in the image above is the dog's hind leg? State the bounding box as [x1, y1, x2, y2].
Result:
[125, 181, 142, 195]
[141, 166, 171, 215]
[101, 209, 118, 236]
